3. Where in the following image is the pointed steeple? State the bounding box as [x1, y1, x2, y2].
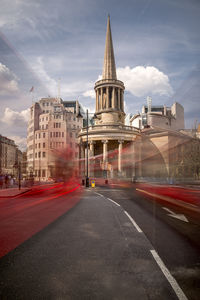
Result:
[102, 15, 117, 80]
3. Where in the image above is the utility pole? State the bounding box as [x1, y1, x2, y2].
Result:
[86, 109, 89, 187]
[18, 162, 21, 190]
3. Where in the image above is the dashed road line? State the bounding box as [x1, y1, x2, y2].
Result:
[124, 211, 143, 233]
[95, 192, 104, 197]
[150, 250, 188, 300]
[107, 198, 120, 207]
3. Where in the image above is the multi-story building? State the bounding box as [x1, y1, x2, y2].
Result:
[27, 98, 84, 181]
[0, 135, 23, 177]
[130, 101, 185, 131]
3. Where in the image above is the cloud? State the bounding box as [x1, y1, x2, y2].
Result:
[9, 135, 27, 151]
[83, 89, 95, 99]
[117, 66, 173, 97]
[2, 107, 29, 126]
[83, 66, 173, 99]
[0, 62, 19, 95]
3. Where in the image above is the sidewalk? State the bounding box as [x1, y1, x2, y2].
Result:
[0, 187, 31, 198]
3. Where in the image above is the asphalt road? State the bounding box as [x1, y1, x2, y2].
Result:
[0, 184, 199, 299]
[95, 184, 200, 300]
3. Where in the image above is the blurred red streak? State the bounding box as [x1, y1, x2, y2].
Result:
[0, 184, 82, 258]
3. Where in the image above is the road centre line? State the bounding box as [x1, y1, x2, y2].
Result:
[95, 192, 104, 197]
[124, 211, 143, 233]
[107, 198, 120, 207]
[150, 250, 188, 300]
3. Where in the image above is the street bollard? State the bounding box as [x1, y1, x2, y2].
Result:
[82, 179, 85, 186]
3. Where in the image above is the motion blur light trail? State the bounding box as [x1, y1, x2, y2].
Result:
[0, 182, 82, 258]
[136, 183, 200, 207]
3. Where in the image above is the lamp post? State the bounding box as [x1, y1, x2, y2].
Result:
[18, 161, 21, 190]
[85, 109, 89, 187]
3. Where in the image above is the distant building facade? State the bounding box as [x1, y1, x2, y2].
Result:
[0, 134, 23, 177]
[27, 98, 83, 181]
[130, 101, 185, 131]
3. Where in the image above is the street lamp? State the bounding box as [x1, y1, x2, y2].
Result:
[85, 109, 89, 187]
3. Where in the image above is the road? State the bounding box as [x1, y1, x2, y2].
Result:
[0, 182, 199, 299]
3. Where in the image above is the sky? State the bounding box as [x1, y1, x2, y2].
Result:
[0, 0, 200, 150]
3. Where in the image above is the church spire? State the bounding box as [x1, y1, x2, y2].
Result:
[102, 15, 117, 80]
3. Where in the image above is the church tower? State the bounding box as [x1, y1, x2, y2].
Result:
[78, 16, 139, 179]
[94, 16, 125, 125]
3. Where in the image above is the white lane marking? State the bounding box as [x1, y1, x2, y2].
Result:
[107, 198, 120, 207]
[162, 207, 189, 222]
[124, 211, 143, 233]
[95, 192, 104, 197]
[150, 250, 188, 300]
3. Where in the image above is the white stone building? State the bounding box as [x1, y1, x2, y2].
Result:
[130, 101, 185, 131]
[27, 98, 83, 181]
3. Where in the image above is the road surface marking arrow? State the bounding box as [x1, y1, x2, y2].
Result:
[162, 207, 189, 222]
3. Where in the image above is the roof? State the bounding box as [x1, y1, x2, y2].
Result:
[102, 15, 117, 80]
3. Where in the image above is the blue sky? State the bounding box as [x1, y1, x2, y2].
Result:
[0, 0, 200, 149]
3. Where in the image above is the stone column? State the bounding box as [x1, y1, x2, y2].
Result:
[118, 88, 121, 110]
[89, 141, 95, 177]
[100, 88, 103, 110]
[96, 89, 99, 112]
[118, 140, 124, 174]
[106, 87, 109, 109]
[103, 140, 108, 162]
[131, 141, 136, 180]
[89, 141, 95, 156]
[121, 90, 124, 112]
[112, 87, 115, 109]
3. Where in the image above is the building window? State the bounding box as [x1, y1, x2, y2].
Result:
[70, 132, 72, 138]
[35, 153, 37, 158]
[46, 124, 48, 129]
[62, 132, 64, 137]
[38, 152, 41, 158]
[35, 144, 37, 149]
[46, 117, 48, 121]
[43, 132, 45, 138]
[39, 143, 40, 148]
[56, 132, 58, 137]
[39, 133, 40, 139]
[43, 152, 46, 158]
[59, 132, 61, 137]
[50, 132, 52, 138]
[50, 142, 52, 148]
[43, 143, 45, 148]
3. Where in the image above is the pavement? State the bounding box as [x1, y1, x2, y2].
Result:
[0, 187, 31, 198]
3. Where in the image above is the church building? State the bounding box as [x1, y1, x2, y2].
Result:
[78, 16, 140, 178]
